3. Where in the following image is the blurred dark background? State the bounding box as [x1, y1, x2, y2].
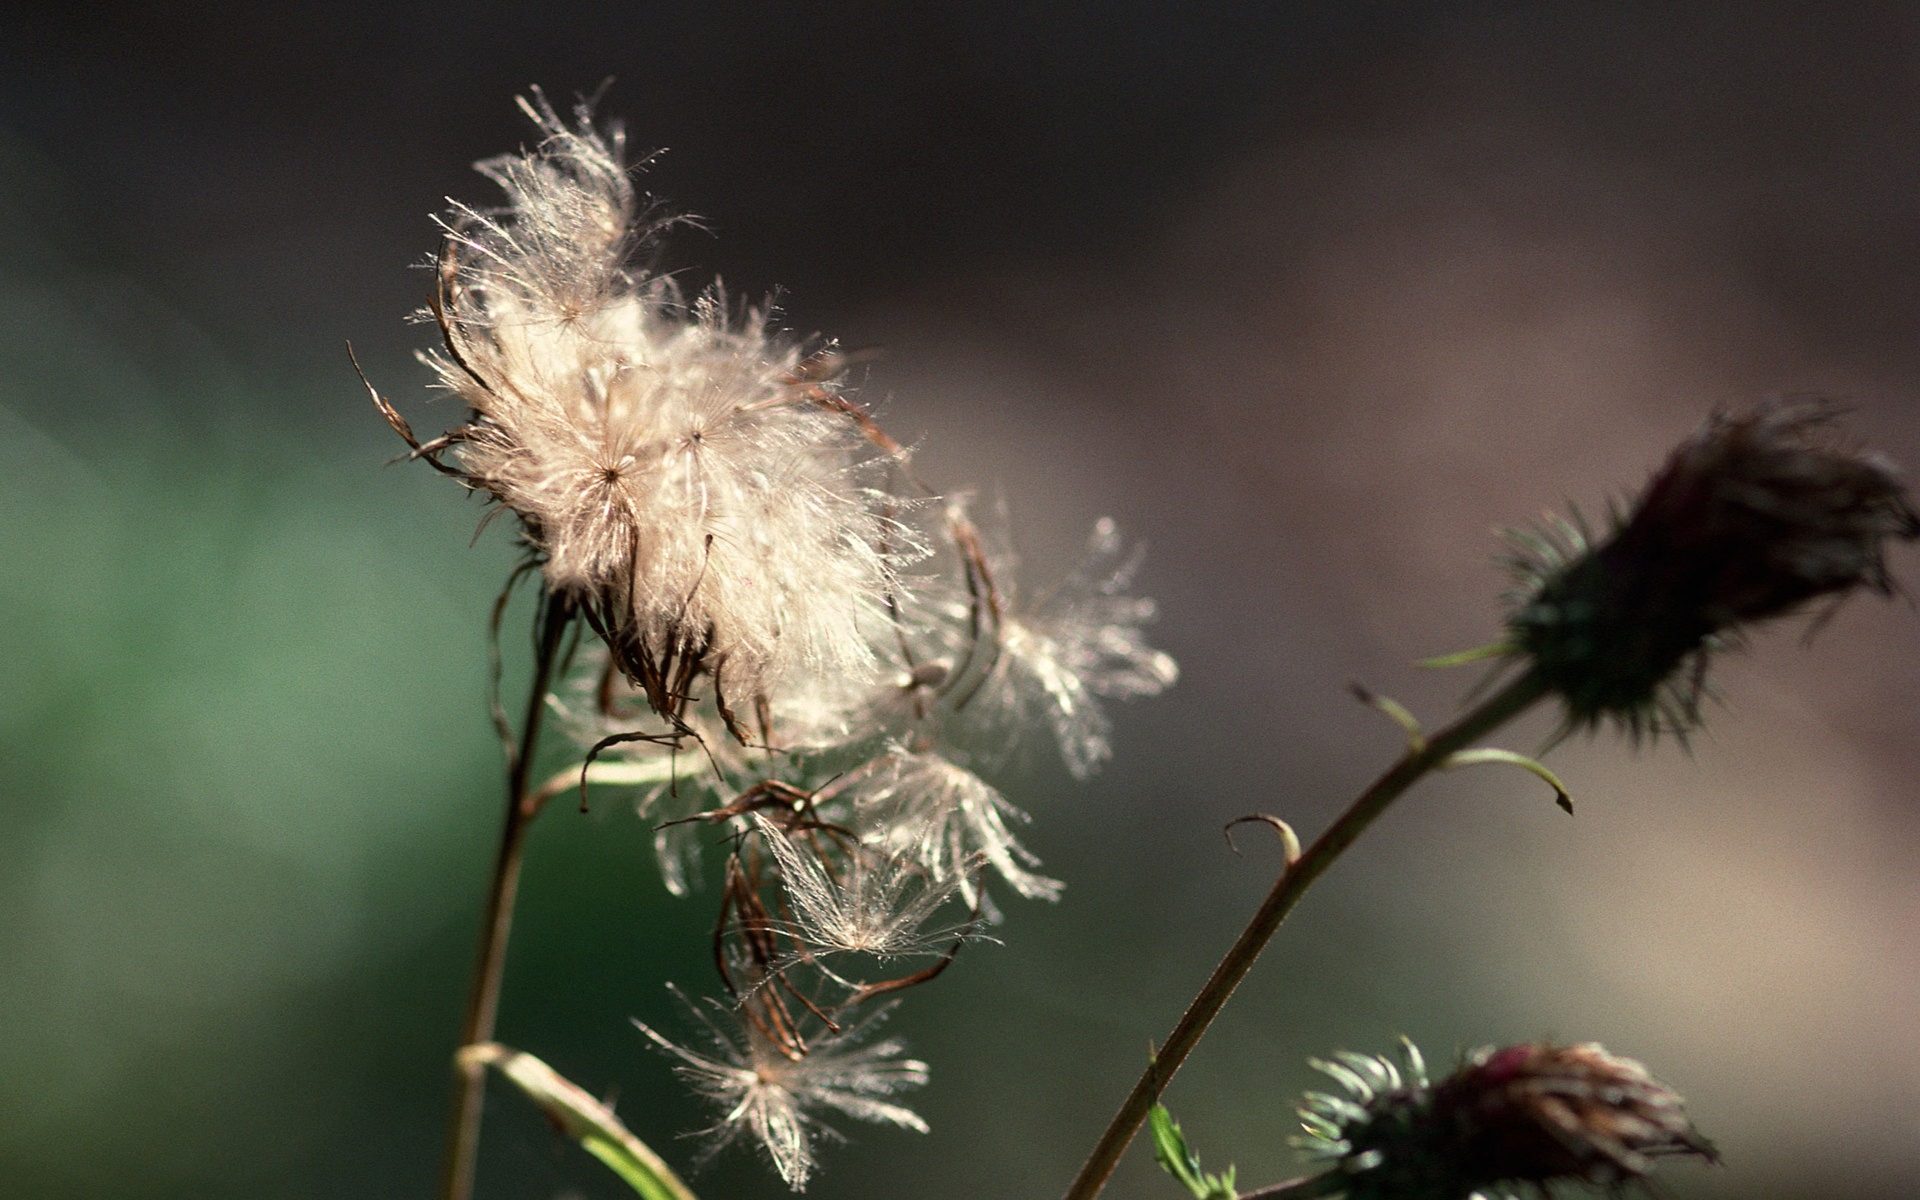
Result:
[6, 4, 1920, 1198]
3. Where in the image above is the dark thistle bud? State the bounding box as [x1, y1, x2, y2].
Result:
[1504, 397, 1919, 738]
[1295, 1040, 1716, 1200]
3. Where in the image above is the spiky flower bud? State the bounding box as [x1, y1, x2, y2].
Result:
[1505, 397, 1918, 736]
[1296, 1040, 1716, 1199]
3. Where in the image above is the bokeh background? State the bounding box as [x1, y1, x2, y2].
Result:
[6, 4, 1920, 1198]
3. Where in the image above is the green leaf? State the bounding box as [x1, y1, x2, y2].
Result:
[1350, 683, 1426, 754]
[1416, 640, 1513, 668]
[1150, 1102, 1237, 1200]
[1439, 747, 1575, 814]
[461, 1042, 699, 1200]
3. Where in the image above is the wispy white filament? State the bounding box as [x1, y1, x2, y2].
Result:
[982, 516, 1181, 778]
[853, 747, 1064, 903]
[753, 815, 975, 968]
[634, 993, 929, 1190]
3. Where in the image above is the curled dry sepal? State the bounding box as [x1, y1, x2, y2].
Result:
[1294, 1040, 1717, 1199]
[375, 92, 1175, 1188]
[1503, 397, 1919, 739]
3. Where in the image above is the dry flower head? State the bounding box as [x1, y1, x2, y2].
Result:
[379, 91, 1176, 1190]
[1504, 396, 1918, 737]
[1296, 1039, 1716, 1199]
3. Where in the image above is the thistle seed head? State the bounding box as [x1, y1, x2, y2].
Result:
[403, 92, 904, 717]
[381, 92, 1179, 1190]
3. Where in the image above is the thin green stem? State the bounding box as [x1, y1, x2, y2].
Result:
[438, 597, 574, 1200]
[1060, 669, 1551, 1200]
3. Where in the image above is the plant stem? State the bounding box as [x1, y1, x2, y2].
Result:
[1060, 670, 1551, 1200]
[1234, 1172, 1350, 1200]
[438, 597, 574, 1200]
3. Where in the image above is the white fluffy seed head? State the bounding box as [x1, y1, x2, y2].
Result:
[989, 516, 1181, 778]
[752, 815, 975, 966]
[428, 92, 903, 707]
[853, 746, 1064, 904]
[635, 992, 929, 1190]
[396, 91, 1184, 1194]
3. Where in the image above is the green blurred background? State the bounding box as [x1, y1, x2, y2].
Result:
[6, 4, 1920, 1198]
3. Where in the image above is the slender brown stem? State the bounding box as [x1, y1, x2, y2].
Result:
[438, 596, 574, 1200]
[1060, 670, 1551, 1200]
[1234, 1171, 1349, 1200]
